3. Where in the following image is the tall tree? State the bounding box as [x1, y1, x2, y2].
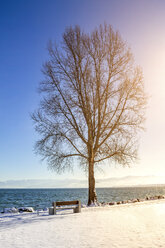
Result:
[32, 24, 147, 205]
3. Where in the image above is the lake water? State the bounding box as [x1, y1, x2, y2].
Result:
[0, 186, 165, 212]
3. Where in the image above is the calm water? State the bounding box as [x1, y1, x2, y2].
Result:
[0, 186, 165, 212]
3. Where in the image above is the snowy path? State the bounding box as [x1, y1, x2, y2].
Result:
[1, 200, 165, 248]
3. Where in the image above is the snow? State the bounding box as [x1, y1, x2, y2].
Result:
[1, 200, 165, 247]
[3, 207, 34, 213]
[3, 207, 19, 213]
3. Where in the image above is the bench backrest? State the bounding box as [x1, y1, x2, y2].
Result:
[55, 200, 79, 206]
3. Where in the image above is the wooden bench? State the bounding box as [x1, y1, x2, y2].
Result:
[51, 200, 81, 214]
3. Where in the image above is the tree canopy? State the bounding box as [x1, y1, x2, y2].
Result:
[32, 24, 147, 205]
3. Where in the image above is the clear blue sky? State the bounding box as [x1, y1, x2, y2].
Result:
[1, 0, 165, 184]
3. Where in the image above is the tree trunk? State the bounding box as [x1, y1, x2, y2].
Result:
[88, 149, 97, 205]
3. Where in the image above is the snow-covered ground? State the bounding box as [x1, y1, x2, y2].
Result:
[1, 200, 165, 248]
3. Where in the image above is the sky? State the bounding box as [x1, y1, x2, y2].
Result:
[1, 0, 165, 186]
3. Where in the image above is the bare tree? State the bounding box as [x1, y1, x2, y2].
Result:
[32, 24, 147, 205]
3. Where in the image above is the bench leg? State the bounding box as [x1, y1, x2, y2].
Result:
[73, 201, 81, 213]
[53, 202, 56, 215]
[73, 207, 79, 213]
[49, 207, 54, 215]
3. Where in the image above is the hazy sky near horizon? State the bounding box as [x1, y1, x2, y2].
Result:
[1, 0, 165, 183]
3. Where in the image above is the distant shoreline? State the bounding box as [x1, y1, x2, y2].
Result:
[1, 184, 165, 189]
[1, 176, 165, 188]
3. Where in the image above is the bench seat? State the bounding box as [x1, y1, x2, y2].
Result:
[51, 200, 81, 214]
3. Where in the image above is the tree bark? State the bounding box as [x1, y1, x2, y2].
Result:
[88, 148, 97, 205]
